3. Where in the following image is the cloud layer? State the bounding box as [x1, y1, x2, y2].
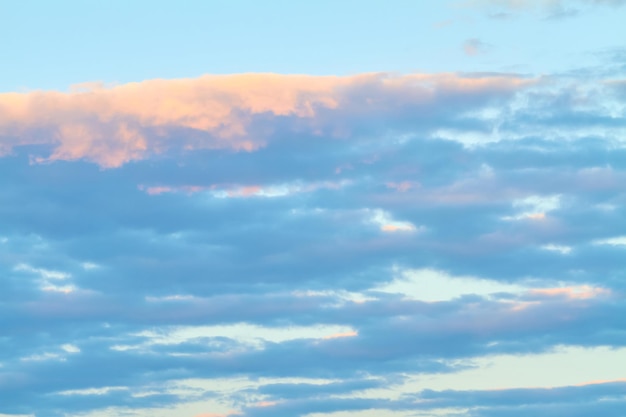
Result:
[1, 68, 625, 417]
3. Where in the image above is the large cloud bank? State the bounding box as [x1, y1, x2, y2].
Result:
[1, 70, 626, 417]
[0, 73, 532, 166]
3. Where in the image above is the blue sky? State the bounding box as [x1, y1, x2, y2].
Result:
[2, 0, 625, 91]
[1, 1, 626, 417]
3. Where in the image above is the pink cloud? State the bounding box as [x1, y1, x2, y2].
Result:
[142, 186, 174, 195]
[509, 284, 611, 312]
[139, 180, 351, 198]
[574, 378, 626, 386]
[194, 412, 240, 417]
[254, 401, 278, 408]
[138, 185, 212, 195]
[386, 181, 418, 192]
[380, 224, 417, 233]
[322, 330, 358, 340]
[528, 285, 610, 300]
[228, 185, 262, 197]
[0, 73, 534, 167]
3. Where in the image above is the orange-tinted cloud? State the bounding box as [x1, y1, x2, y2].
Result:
[0, 73, 534, 167]
[254, 401, 278, 408]
[322, 330, 358, 340]
[194, 412, 240, 417]
[139, 180, 351, 198]
[380, 224, 417, 233]
[574, 378, 626, 386]
[529, 285, 610, 299]
[386, 181, 418, 192]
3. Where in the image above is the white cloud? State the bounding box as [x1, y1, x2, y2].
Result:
[61, 344, 81, 353]
[592, 236, 626, 246]
[541, 244, 573, 254]
[112, 323, 359, 353]
[373, 268, 526, 301]
[502, 194, 561, 220]
[367, 209, 423, 233]
[14, 263, 71, 280]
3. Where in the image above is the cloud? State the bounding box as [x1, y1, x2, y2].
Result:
[412, 380, 626, 416]
[463, 38, 491, 56]
[585, 0, 626, 5]
[2, 67, 626, 417]
[459, 0, 625, 18]
[459, 0, 563, 11]
[0, 73, 534, 167]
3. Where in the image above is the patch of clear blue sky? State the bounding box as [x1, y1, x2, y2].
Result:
[1, 0, 624, 92]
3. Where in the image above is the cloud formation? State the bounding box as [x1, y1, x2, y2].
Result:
[460, 0, 625, 18]
[0, 73, 533, 167]
[1, 66, 625, 417]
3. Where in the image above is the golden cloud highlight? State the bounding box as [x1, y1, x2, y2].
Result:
[0, 73, 534, 167]
[529, 285, 610, 300]
[322, 330, 359, 340]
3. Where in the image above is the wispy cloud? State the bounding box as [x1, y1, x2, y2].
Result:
[458, 0, 625, 18]
[463, 38, 492, 56]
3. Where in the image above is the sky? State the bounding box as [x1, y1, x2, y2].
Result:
[1, 1, 626, 416]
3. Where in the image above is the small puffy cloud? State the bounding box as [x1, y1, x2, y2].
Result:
[541, 244, 573, 254]
[502, 194, 561, 220]
[463, 38, 491, 56]
[367, 209, 422, 233]
[61, 344, 81, 353]
[592, 236, 626, 246]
